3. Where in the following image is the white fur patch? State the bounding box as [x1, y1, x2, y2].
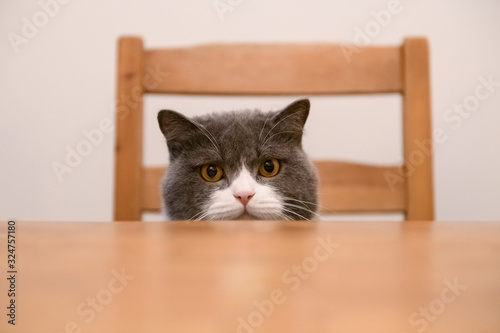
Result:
[204, 166, 284, 220]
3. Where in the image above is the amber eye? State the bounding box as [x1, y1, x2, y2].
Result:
[200, 164, 224, 182]
[259, 158, 280, 177]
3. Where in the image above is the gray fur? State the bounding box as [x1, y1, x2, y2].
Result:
[157, 99, 318, 220]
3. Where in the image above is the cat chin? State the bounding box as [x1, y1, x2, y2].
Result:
[204, 209, 282, 221]
[235, 211, 282, 221]
[206, 211, 279, 221]
[236, 210, 285, 221]
[235, 212, 257, 220]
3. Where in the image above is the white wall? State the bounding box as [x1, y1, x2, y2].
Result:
[1, 0, 499, 221]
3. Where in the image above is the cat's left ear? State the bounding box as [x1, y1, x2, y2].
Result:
[271, 99, 310, 143]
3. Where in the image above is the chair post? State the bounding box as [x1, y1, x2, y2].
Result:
[402, 38, 435, 220]
[114, 36, 144, 221]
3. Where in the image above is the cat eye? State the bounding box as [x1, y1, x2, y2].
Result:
[259, 158, 280, 177]
[200, 164, 224, 182]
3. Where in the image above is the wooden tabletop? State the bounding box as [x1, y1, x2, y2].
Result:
[1, 221, 499, 333]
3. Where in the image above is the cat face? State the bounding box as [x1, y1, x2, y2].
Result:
[157, 99, 318, 220]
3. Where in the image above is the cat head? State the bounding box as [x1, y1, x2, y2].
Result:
[157, 99, 318, 220]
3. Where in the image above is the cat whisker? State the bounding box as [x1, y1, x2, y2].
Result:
[281, 197, 318, 206]
[206, 206, 243, 220]
[281, 196, 319, 212]
[271, 212, 290, 221]
[252, 210, 284, 221]
[282, 197, 338, 215]
[187, 212, 200, 221]
[188, 210, 210, 221]
[281, 207, 310, 221]
[278, 212, 293, 221]
[282, 202, 322, 219]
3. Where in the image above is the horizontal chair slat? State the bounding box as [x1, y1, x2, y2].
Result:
[144, 44, 402, 95]
[141, 160, 406, 215]
[314, 160, 406, 213]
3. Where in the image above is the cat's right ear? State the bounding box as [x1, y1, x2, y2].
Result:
[158, 110, 199, 158]
[158, 110, 192, 138]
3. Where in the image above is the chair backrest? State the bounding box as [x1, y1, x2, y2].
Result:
[114, 37, 434, 221]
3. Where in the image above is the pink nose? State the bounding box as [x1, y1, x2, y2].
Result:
[234, 191, 255, 207]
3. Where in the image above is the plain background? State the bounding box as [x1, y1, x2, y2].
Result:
[1, 0, 499, 221]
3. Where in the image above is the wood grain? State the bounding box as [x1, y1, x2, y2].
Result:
[314, 160, 405, 213]
[402, 38, 435, 220]
[3, 221, 499, 333]
[144, 44, 402, 95]
[114, 37, 144, 221]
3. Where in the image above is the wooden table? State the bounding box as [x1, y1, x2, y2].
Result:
[1, 221, 499, 333]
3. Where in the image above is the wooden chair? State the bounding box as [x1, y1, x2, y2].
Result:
[114, 37, 434, 221]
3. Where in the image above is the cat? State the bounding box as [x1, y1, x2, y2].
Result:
[157, 99, 318, 220]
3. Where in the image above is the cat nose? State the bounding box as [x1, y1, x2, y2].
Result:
[234, 191, 255, 207]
